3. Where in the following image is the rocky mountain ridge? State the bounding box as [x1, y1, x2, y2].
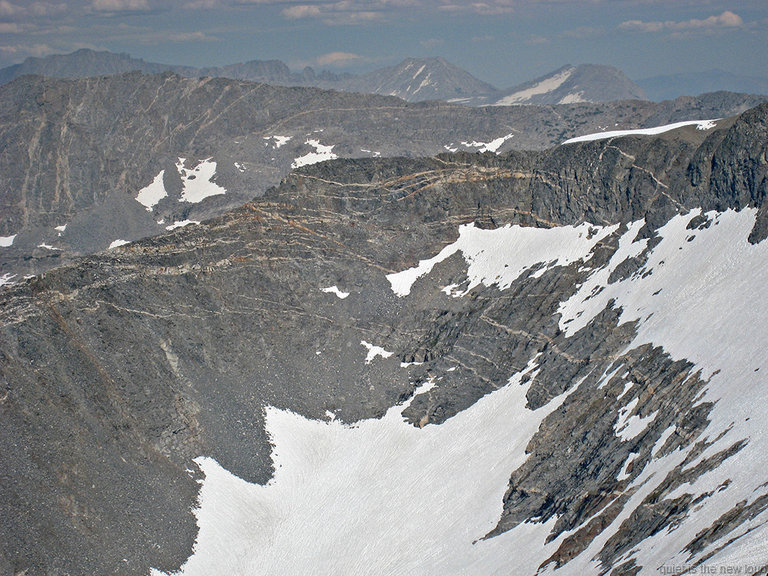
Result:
[1, 102, 767, 575]
[1, 71, 764, 285]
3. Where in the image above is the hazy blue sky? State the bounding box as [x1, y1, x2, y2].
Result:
[1, 0, 766, 86]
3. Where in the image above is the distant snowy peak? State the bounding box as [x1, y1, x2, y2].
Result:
[347, 57, 498, 103]
[493, 64, 647, 106]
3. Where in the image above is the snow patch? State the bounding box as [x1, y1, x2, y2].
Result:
[292, 140, 337, 169]
[360, 340, 393, 364]
[614, 397, 658, 442]
[460, 133, 514, 154]
[0, 235, 16, 248]
[135, 170, 167, 211]
[387, 221, 616, 298]
[558, 91, 585, 104]
[557, 207, 768, 570]
[264, 135, 292, 149]
[177, 158, 226, 203]
[0, 272, 16, 287]
[617, 380, 634, 401]
[108, 239, 129, 249]
[617, 452, 639, 481]
[321, 285, 349, 299]
[166, 220, 200, 231]
[652, 425, 677, 457]
[37, 243, 60, 251]
[562, 119, 719, 144]
[412, 71, 434, 95]
[494, 67, 574, 106]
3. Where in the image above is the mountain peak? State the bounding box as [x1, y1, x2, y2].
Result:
[346, 56, 498, 102]
[493, 63, 647, 106]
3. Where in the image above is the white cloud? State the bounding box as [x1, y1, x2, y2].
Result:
[28, 1, 67, 16]
[282, 4, 322, 18]
[183, 0, 222, 8]
[90, 0, 151, 12]
[438, 0, 514, 15]
[314, 50, 363, 66]
[0, 21, 22, 32]
[0, 0, 22, 16]
[280, 1, 387, 24]
[620, 10, 744, 33]
[420, 37, 443, 48]
[167, 30, 218, 41]
[0, 0, 66, 18]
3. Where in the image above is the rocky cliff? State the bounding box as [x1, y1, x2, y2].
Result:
[1, 72, 764, 285]
[1, 102, 767, 575]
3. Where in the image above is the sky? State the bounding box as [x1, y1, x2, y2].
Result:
[0, 0, 766, 87]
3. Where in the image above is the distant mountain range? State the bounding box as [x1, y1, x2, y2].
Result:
[3, 49, 766, 105]
[638, 69, 768, 102]
[0, 49, 654, 105]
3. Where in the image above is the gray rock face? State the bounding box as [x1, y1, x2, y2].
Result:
[1, 103, 767, 575]
[1, 72, 764, 285]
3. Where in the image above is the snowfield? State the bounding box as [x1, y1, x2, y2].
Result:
[562, 119, 718, 144]
[494, 67, 574, 106]
[292, 140, 338, 168]
[152, 358, 569, 576]
[177, 158, 227, 204]
[386, 221, 616, 297]
[152, 208, 768, 575]
[136, 170, 167, 211]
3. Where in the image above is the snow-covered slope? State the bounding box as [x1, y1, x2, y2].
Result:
[493, 64, 647, 106]
[341, 57, 498, 102]
[154, 206, 768, 575]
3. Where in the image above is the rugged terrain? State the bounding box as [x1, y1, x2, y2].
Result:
[0, 71, 764, 284]
[1, 101, 767, 575]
